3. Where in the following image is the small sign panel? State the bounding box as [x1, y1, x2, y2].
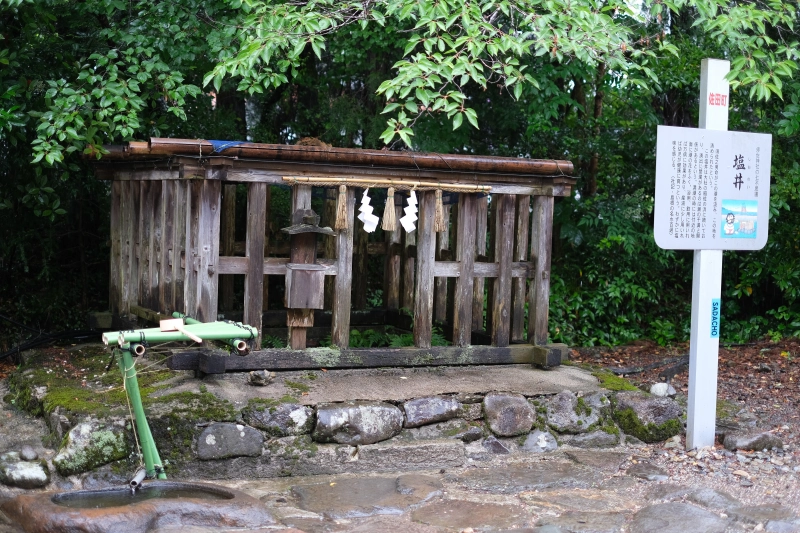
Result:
[654, 126, 772, 250]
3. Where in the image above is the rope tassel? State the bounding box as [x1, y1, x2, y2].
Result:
[335, 185, 348, 230]
[433, 189, 447, 232]
[382, 187, 397, 231]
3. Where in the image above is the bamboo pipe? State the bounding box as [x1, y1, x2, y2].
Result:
[173, 313, 250, 354]
[282, 176, 492, 192]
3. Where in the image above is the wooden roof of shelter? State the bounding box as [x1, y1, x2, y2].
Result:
[95, 138, 577, 196]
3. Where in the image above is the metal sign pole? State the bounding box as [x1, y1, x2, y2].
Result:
[686, 59, 730, 450]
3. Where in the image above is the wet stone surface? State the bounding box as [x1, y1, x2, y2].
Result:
[411, 500, 529, 530]
[292, 474, 442, 518]
[535, 510, 628, 533]
[628, 502, 730, 533]
[626, 461, 669, 481]
[520, 430, 559, 453]
[451, 461, 604, 493]
[565, 450, 628, 473]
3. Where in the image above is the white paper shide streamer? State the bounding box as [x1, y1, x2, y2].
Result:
[357, 189, 380, 233]
[399, 190, 418, 233]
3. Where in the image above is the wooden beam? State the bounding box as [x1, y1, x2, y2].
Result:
[244, 182, 268, 347]
[452, 193, 477, 346]
[414, 191, 436, 348]
[491, 194, 515, 347]
[194, 344, 535, 372]
[472, 195, 488, 331]
[512, 195, 531, 342]
[529, 195, 554, 345]
[217, 256, 337, 276]
[331, 187, 355, 347]
[130, 304, 172, 324]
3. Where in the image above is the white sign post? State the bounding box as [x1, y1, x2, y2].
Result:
[653, 59, 772, 450]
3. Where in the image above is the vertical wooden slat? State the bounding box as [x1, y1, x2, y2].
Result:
[528, 195, 554, 345]
[109, 181, 122, 317]
[172, 181, 187, 314]
[452, 193, 477, 346]
[120, 181, 133, 316]
[129, 181, 141, 314]
[183, 181, 200, 317]
[331, 187, 355, 347]
[244, 183, 268, 347]
[401, 205, 416, 311]
[323, 188, 337, 311]
[287, 185, 313, 350]
[148, 181, 162, 312]
[138, 181, 152, 313]
[159, 181, 175, 315]
[262, 185, 271, 310]
[220, 184, 237, 312]
[484, 196, 497, 334]
[434, 204, 451, 322]
[384, 200, 402, 310]
[413, 191, 436, 348]
[471, 195, 488, 331]
[511, 195, 531, 341]
[491, 194, 515, 347]
[195, 180, 222, 322]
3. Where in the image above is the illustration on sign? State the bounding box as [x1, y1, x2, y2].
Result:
[720, 199, 757, 239]
[654, 126, 772, 251]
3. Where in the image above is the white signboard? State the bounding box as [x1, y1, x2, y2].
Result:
[654, 126, 772, 251]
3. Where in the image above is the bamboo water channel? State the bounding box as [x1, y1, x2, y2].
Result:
[97, 138, 576, 372]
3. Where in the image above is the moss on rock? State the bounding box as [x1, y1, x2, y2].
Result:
[613, 407, 681, 443]
[53, 421, 129, 476]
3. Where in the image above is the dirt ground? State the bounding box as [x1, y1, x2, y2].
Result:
[571, 337, 800, 447]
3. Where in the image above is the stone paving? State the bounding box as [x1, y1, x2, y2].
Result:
[57, 444, 792, 533]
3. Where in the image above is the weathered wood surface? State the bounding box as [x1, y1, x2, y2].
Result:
[401, 212, 416, 310]
[384, 202, 402, 310]
[195, 180, 222, 322]
[484, 195, 496, 335]
[183, 181, 200, 317]
[129, 181, 142, 316]
[434, 204, 451, 322]
[138, 181, 153, 312]
[452, 193, 477, 346]
[491, 194, 514, 347]
[172, 181, 187, 313]
[512, 195, 531, 342]
[414, 191, 436, 348]
[158, 180, 175, 315]
[130, 305, 172, 324]
[109, 181, 122, 316]
[244, 182, 268, 346]
[353, 197, 369, 310]
[472, 195, 488, 331]
[262, 185, 272, 311]
[529, 195, 554, 345]
[220, 184, 236, 312]
[185, 344, 535, 373]
[331, 187, 355, 347]
[322, 188, 337, 311]
[287, 185, 314, 350]
[217, 256, 337, 276]
[148, 181, 162, 312]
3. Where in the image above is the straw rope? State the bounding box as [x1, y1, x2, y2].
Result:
[283, 176, 491, 193]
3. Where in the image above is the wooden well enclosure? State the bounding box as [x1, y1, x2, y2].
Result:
[97, 139, 576, 372]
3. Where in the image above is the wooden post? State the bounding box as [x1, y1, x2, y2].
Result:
[287, 185, 314, 350]
[183, 181, 200, 318]
[220, 184, 237, 312]
[414, 191, 436, 348]
[484, 195, 497, 334]
[138, 181, 152, 313]
[262, 185, 271, 311]
[323, 187, 337, 311]
[452, 193, 477, 346]
[172, 181, 187, 314]
[244, 183, 268, 347]
[195, 180, 221, 322]
[511, 195, 531, 342]
[384, 200, 402, 311]
[109, 181, 122, 317]
[128, 181, 141, 317]
[331, 187, 355, 347]
[434, 204, 451, 322]
[401, 212, 416, 311]
[491, 194, 515, 347]
[353, 196, 369, 310]
[471, 195, 488, 331]
[528, 195, 554, 345]
[148, 181, 162, 312]
[158, 180, 173, 315]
